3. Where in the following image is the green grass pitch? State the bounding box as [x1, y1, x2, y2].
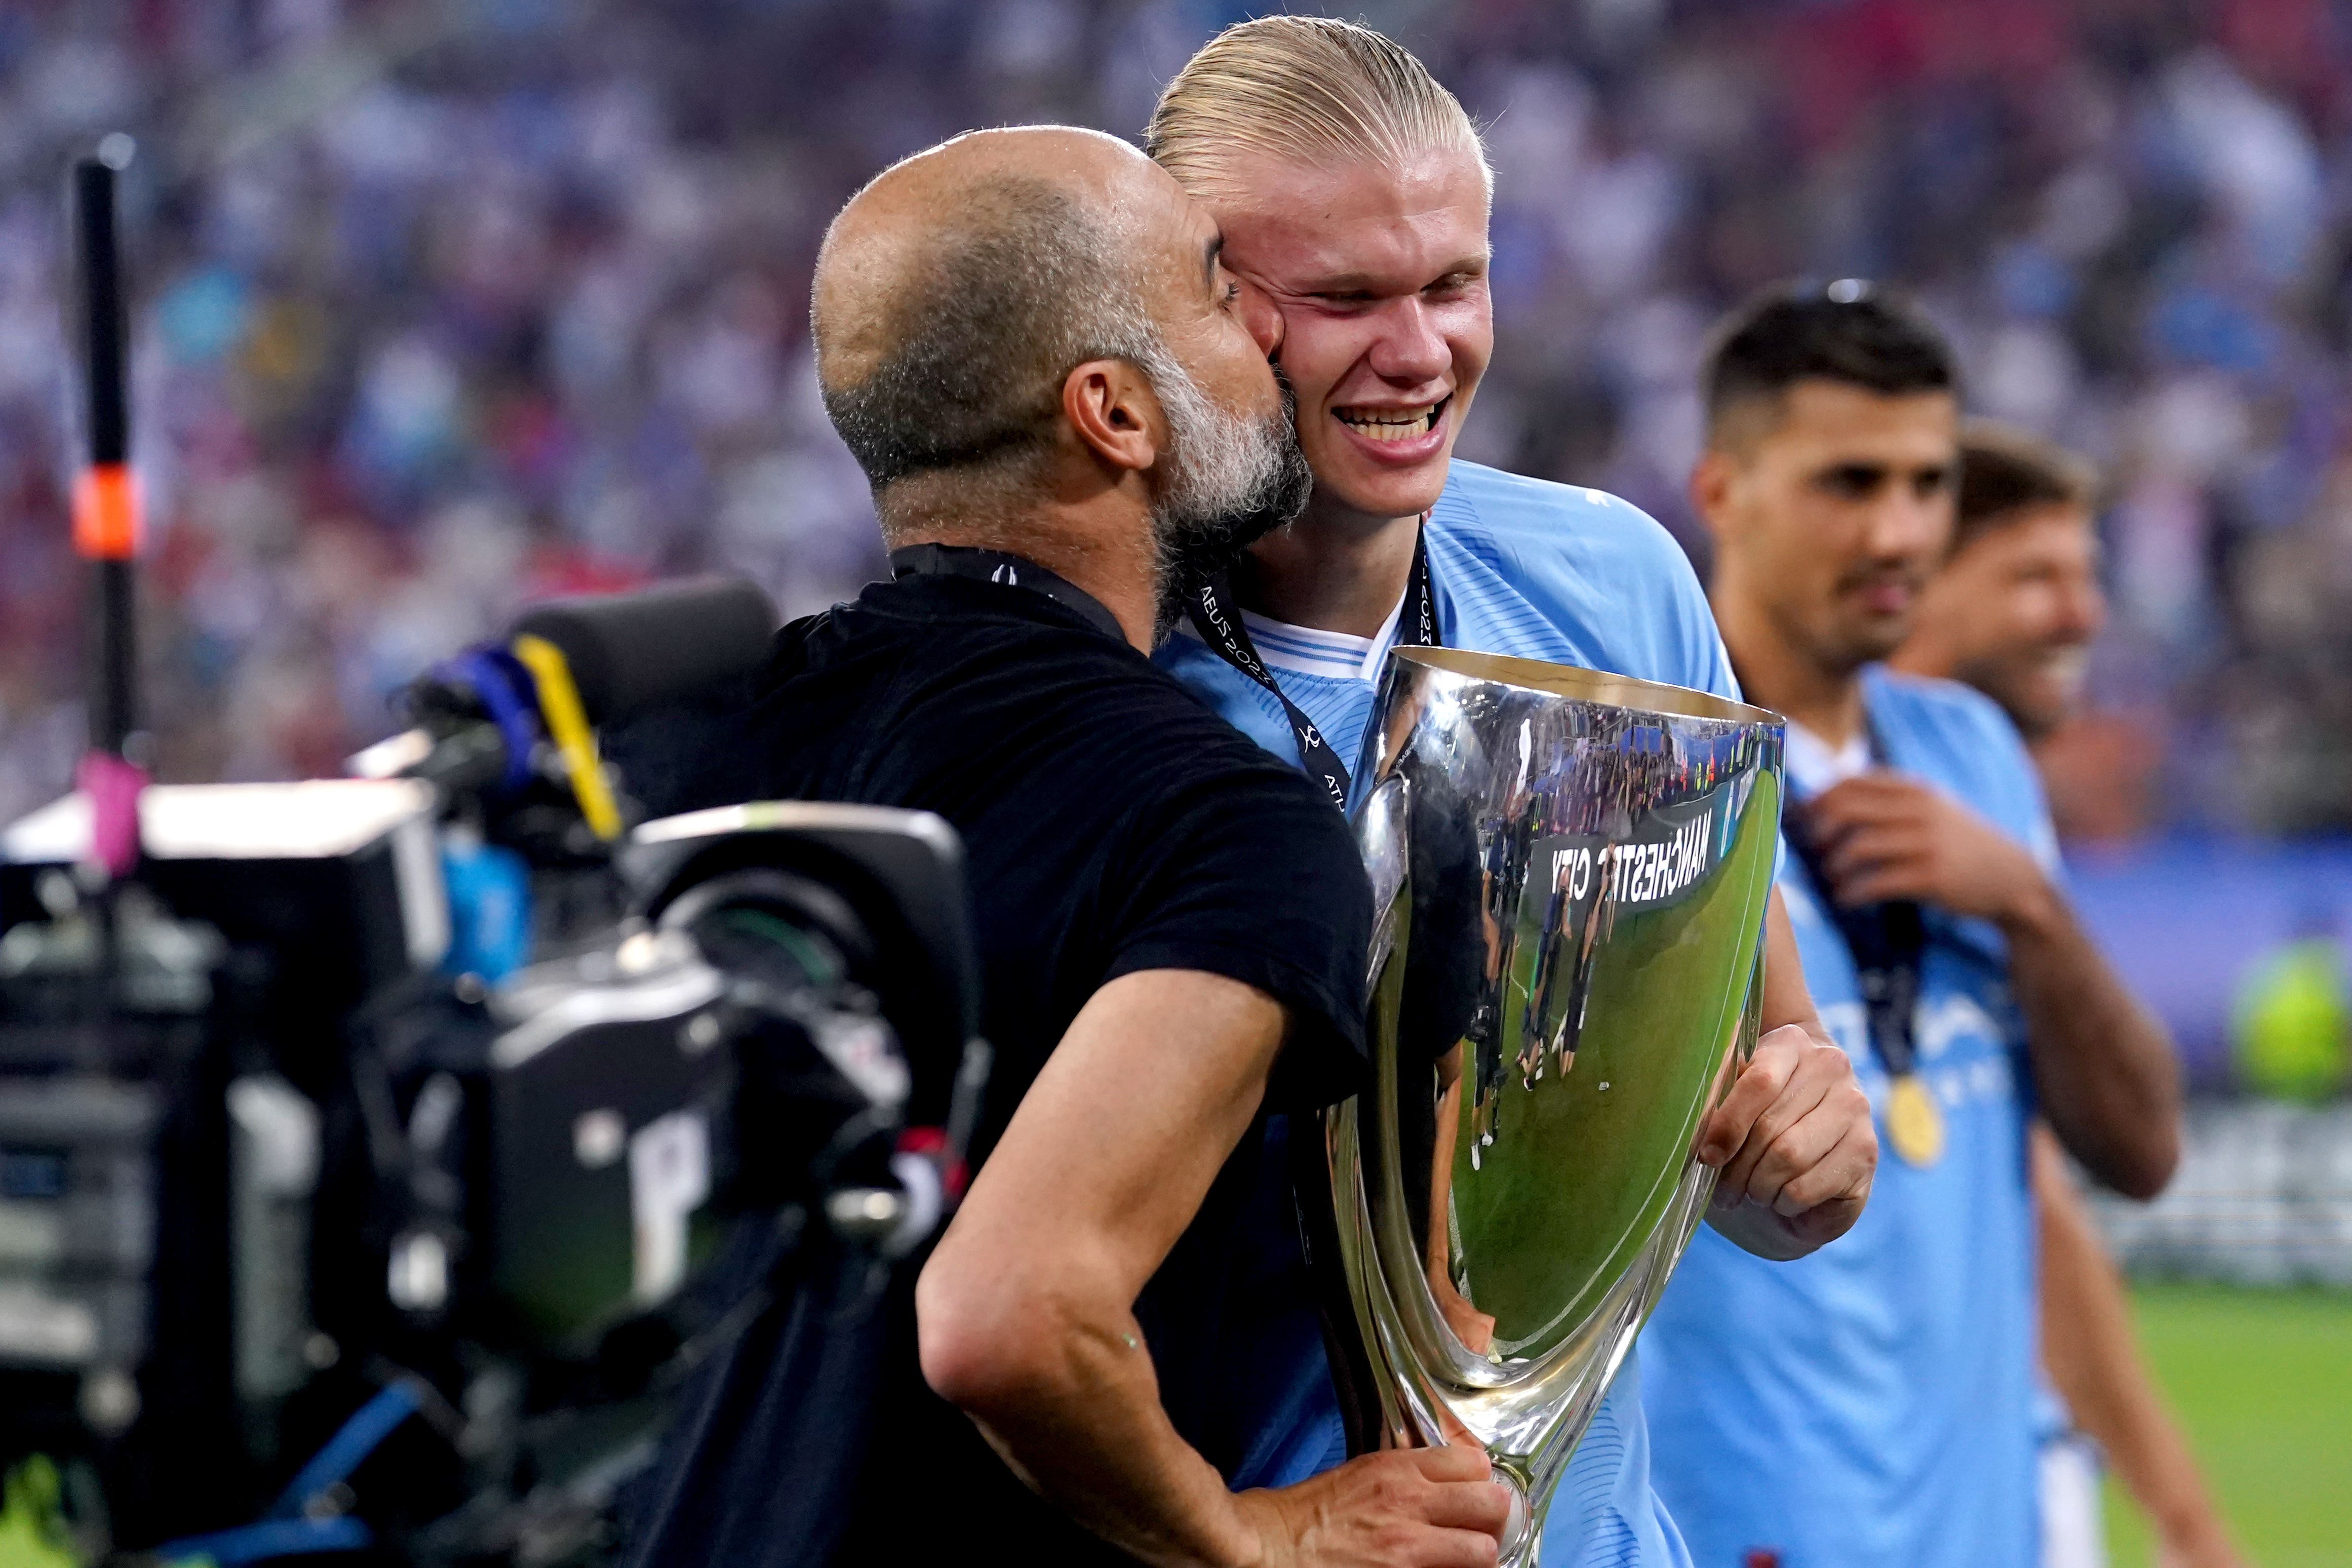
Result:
[2103, 1283, 2352, 1567]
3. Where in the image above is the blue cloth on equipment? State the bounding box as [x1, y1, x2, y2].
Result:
[441, 835, 532, 983]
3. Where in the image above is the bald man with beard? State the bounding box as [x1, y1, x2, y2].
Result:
[617, 129, 1511, 1568]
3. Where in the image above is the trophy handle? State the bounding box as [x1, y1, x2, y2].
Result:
[1655, 939, 1769, 1291]
[1298, 1105, 1386, 1457]
[1736, 938, 1767, 1065]
[1309, 773, 1425, 1458]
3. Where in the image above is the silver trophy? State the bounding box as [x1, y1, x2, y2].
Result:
[1321, 647, 1784, 1563]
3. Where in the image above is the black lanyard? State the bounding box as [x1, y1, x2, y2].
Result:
[1782, 720, 1927, 1079]
[1183, 523, 1439, 808]
[889, 543, 1125, 644]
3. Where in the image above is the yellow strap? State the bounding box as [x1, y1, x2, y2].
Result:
[509, 633, 623, 841]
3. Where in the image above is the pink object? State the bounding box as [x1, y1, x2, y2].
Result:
[77, 751, 147, 879]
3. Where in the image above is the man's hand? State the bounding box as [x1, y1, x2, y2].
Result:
[1697, 1023, 1877, 1261]
[1232, 1448, 1511, 1568]
[1808, 771, 2181, 1196]
[1804, 773, 2053, 927]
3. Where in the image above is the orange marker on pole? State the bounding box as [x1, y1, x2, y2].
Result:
[73, 461, 140, 562]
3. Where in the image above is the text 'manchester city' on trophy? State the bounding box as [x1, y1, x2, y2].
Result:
[1312, 647, 1785, 1564]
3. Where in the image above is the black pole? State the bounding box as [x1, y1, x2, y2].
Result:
[69, 140, 140, 1036]
[75, 158, 127, 466]
[74, 149, 136, 761]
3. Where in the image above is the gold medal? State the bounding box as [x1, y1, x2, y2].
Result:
[1886, 1073, 1945, 1167]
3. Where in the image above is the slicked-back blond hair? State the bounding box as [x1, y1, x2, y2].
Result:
[1145, 15, 1488, 200]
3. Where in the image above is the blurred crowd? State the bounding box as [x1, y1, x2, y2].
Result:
[3, 0, 2352, 842]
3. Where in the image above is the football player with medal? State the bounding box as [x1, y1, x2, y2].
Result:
[1638, 283, 2183, 1568]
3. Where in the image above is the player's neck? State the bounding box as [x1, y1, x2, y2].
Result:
[1237, 493, 1420, 639]
[1713, 589, 1868, 751]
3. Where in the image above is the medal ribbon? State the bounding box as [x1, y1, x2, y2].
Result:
[1781, 719, 1928, 1084]
[1183, 522, 1438, 809]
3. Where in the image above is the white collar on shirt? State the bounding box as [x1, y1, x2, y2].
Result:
[1783, 719, 1870, 797]
[1176, 583, 1408, 683]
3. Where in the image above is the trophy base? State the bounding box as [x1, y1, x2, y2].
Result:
[1495, 1468, 1533, 1566]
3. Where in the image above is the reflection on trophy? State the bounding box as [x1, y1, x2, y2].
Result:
[1318, 648, 1784, 1564]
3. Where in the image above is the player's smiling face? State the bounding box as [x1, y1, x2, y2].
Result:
[1914, 504, 2106, 738]
[1209, 146, 1493, 526]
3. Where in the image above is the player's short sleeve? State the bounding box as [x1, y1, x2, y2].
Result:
[1562, 483, 1739, 705]
[1973, 696, 2064, 877]
[1896, 675, 2063, 876]
[1097, 755, 1373, 1110]
[1622, 515, 1778, 885]
[1652, 527, 1741, 705]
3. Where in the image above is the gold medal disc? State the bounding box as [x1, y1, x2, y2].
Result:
[1886, 1073, 1946, 1168]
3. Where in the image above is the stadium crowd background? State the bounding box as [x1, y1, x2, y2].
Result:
[0, 1, 2343, 1558]
[1, 0, 2351, 847]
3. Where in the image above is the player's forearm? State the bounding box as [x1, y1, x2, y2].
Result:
[916, 970, 1291, 1567]
[2001, 884, 2180, 1197]
[2081, 1356, 2236, 1553]
[2037, 1128, 2167, 1468]
[922, 1282, 1256, 1568]
[1757, 888, 1832, 1050]
[2034, 1135, 2230, 1551]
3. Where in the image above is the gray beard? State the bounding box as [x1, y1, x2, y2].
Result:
[1145, 358, 1312, 644]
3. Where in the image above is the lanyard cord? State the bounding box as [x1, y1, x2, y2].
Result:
[1183, 522, 1438, 809]
[1781, 715, 1928, 1079]
[888, 543, 1127, 644]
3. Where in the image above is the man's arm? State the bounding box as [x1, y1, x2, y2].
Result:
[1807, 774, 2180, 1196]
[2032, 1126, 2245, 1568]
[1699, 888, 1880, 1261]
[917, 968, 1510, 1568]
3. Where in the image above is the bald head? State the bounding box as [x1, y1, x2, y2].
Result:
[813, 126, 1309, 640]
[814, 128, 1197, 527]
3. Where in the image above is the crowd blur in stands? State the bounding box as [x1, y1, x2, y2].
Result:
[4, 0, 2352, 845]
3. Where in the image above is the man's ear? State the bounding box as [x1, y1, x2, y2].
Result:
[1689, 447, 1740, 543]
[1062, 359, 1163, 476]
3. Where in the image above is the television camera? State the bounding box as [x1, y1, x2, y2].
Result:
[0, 149, 986, 1567]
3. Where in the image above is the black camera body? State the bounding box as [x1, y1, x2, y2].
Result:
[0, 606, 985, 1565]
[13, 160, 946, 1561]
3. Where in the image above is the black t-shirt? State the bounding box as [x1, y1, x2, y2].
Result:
[612, 570, 1371, 1565]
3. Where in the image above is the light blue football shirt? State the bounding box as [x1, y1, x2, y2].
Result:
[1638, 665, 2056, 1568]
[1159, 458, 1734, 1568]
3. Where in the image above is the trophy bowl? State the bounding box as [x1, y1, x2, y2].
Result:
[1320, 647, 1784, 1564]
